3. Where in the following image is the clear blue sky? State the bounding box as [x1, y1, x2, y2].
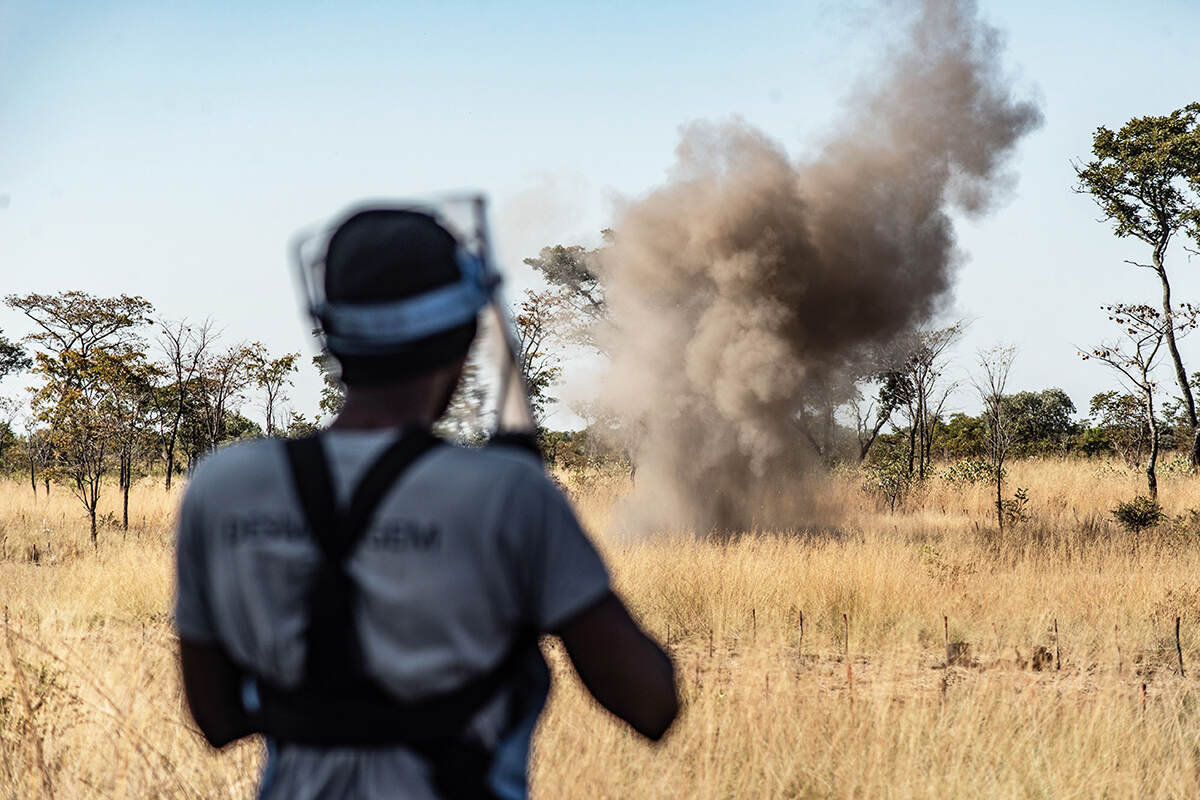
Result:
[1, 0, 1198, 426]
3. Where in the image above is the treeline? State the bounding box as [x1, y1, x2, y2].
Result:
[0, 291, 314, 543]
[869, 388, 1195, 466]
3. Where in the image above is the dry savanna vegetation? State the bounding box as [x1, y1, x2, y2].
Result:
[4, 459, 1200, 798]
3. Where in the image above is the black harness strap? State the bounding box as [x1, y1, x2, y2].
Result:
[249, 429, 535, 758]
[287, 430, 439, 685]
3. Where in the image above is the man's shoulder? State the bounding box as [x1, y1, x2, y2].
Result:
[185, 437, 286, 497]
[430, 441, 548, 486]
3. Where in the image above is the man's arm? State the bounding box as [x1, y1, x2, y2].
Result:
[178, 639, 253, 748]
[556, 591, 678, 741]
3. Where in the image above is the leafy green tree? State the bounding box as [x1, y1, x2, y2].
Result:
[285, 412, 320, 439]
[1074, 104, 1200, 464]
[933, 412, 988, 459]
[0, 329, 31, 379]
[222, 411, 263, 442]
[1001, 389, 1077, 454]
[1086, 391, 1148, 463]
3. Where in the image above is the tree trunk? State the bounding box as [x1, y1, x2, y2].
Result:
[122, 455, 131, 531]
[906, 406, 917, 478]
[1145, 388, 1160, 500]
[90, 508, 98, 549]
[164, 442, 175, 491]
[996, 463, 1004, 532]
[1154, 258, 1199, 465]
[29, 462, 36, 495]
[44, 477, 50, 494]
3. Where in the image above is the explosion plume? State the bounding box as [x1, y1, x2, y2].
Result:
[596, 0, 1041, 532]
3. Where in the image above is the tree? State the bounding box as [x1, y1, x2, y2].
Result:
[1001, 389, 1077, 454]
[285, 411, 320, 439]
[0, 329, 31, 379]
[899, 324, 964, 481]
[977, 346, 1016, 531]
[222, 411, 264, 441]
[1074, 104, 1200, 464]
[0, 396, 21, 472]
[312, 352, 345, 420]
[153, 318, 211, 490]
[522, 237, 609, 349]
[5, 291, 152, 360]
[32, 350, 118, 546]
[1087, 391, 1149, 464]
[853, 370, 912, 462]
[6, 292, 151, 540]
[513, 289, 567, 425]
[246, 344, 299, 436]
[1080, 303, 1196, 499]
[20, 421, 52, 495]
[934, 412, 988, 459]
[102, 350, 161, 529]
[194, 343, 254, 452]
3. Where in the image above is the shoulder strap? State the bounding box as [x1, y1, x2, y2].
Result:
[284, 429, 440, 685]
[284, 436, 340, 557]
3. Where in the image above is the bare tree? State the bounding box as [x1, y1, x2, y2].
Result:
[898, 324, 964, 480]
[246, 344, 299, 436]
[197, 343, 253, 450]
[1080, 303, 1197, 499]
[976, 346, 1016, 530]
[154, 318, 212, 490]
[20, 419, 52, 495]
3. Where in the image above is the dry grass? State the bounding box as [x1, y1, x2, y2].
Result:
[4, 460, 1200, 797]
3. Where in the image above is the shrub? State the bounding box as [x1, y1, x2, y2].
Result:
[1111, 496, 1165, 533]
[939, 457, 996, 485]
[1170, 508, 1200, 536]
[863, 451, 914, 512]
[1002, 487, 1030, 526]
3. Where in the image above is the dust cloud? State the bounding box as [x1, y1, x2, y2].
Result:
[594, 0, 1041, 533]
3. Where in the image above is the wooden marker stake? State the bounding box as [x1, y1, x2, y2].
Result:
[1176, 615, 1185, 678]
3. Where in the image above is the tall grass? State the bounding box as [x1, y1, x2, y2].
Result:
[3, 460, 1200, 797]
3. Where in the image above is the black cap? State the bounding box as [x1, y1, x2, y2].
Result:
[322, 209, 478, 385]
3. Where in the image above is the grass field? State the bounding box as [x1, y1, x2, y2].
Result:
[4, 459, 1200, 798]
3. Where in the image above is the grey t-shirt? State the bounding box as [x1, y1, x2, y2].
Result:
[174, 431, 610, 800]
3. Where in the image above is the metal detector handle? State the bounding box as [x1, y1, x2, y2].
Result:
[471, 196, 539, 440]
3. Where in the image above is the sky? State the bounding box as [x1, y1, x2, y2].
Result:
[1, 0, 1198, 429]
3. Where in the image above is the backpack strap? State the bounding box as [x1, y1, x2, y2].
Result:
[254, 429, 538, 757]
[284, 429, 439, 685]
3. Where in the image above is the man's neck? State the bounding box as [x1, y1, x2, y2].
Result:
[328, 384, 438, 432]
